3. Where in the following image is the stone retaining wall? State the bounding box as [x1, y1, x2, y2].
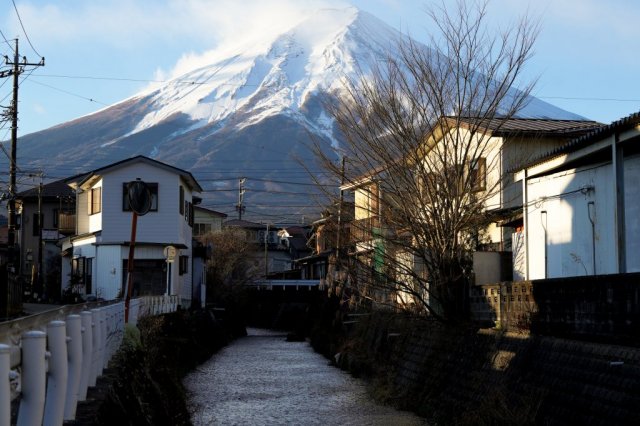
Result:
[470, 273, 640, 346]
[338, 313, 640, 425]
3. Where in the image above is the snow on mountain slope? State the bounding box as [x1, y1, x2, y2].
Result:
[124, 7, 583, 141]
[12, 6, 589, 221]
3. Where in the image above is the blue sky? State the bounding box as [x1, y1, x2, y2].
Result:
[0, 0, 639, 137]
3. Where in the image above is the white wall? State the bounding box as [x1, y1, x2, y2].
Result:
[68, 160, 197, 303]
[526, 163, 616, 279]
[95, 245, 122, 300]
[100, 163, 185, 244]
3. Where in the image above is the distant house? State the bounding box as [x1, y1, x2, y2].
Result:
[516, 112, 640, 279]
[60, 156, 203, 306]
[296, 205, 353, 288]
[14, 178, 76, 301]
[193, 206, 227, 237]
[223, 219, 312, 276]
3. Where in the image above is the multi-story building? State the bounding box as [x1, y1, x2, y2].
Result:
[60, 156, 202, 306]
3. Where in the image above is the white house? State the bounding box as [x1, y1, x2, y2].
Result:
[516, 112, 640, 280]
[60, 156, 203, 307]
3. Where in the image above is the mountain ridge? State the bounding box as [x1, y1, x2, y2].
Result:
[10, 7, 587, 222]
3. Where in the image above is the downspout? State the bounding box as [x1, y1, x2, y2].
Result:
[522, 169, 529, 280]
[541, 210, 548, 279]
[587, 201, 596, 275]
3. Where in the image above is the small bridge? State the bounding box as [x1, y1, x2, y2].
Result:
[243, 280, 325, 329]
[0, 296, 179, 426]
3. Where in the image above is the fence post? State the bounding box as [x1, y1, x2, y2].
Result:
[64, 314, 82, 421]
[17, 330, 47, 426]
[0, 344, 10, 426]
[44, 320, 68, 426]
[89, 309, 100, 387]
[98, 309, 107, 373]
[78, 311, 93, 401]
[104, 306, 112, 366]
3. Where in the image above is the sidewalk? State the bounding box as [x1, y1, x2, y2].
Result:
[22, 303, 64, 315]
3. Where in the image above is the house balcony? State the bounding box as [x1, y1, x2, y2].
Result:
[350, 216, 382, 243]
[58, 212, 76, 234]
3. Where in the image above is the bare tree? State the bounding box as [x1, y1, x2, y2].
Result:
[316, 0, 540, 321]
[199, 228, 261, 303]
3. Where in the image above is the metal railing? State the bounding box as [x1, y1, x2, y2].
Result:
[0, 295, 179, 426]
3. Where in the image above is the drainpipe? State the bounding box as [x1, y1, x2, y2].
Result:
[588, 201, 596, 275]
[522, 169, 529, 280]
[541, 211, 548, 279]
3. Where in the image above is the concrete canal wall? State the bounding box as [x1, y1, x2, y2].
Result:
[68, 308, 243, 425]
[328, 312, 640, 425]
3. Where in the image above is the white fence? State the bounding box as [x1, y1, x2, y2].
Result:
[0, 295, 179, 426]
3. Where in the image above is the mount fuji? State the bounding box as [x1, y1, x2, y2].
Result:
[14, 7, 585, 222]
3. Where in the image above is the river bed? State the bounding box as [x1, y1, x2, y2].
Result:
[184, 328, 427, 425]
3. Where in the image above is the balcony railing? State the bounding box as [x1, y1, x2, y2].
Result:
[350, 216, 381, 243]
[58, 212, 76, 234]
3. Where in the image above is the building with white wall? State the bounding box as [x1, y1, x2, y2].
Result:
[60, 156, 203, 307]
[516, 112, 640, 280]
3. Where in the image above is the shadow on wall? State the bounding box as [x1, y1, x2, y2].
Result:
[337, 309, 640, 425]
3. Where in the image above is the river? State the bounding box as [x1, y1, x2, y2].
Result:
[184, 328, 427, 425]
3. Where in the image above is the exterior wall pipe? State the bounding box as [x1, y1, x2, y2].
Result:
[588, 201, 596, 275]
[0, 344, 10, 426]
[77, 311, 93, 401]
[64, 315, 82, 421]
[44, 321, 68, 426]
[17, 330, 47, 426]
[522, 169, 530, 280]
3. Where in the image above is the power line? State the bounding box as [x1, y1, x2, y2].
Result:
[0, 29, 12, 49]
[11, 0, 42, 58]
[540, 96, 640, 103]
[28, 79, 108, 106]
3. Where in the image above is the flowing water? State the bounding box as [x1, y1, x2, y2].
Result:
[184, 328, 427, 425]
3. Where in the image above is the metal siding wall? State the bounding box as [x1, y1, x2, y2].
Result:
[96, 245, 122, 300]
[624, 154, 640, 272]
[88, 181, 103, 233]
[99, 163, 183, 244]
[76, 191, 89, 234]
[527, 164, 616, 279]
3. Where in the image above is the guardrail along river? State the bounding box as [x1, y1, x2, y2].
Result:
[184, 328, 427, 425]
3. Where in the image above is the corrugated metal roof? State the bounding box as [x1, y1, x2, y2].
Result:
[455, 116, 602, 135]
[521, 110, 640, 171]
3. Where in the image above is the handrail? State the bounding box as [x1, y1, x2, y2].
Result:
[0, 295, 180, 426]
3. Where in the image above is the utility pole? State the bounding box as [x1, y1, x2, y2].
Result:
[36, 176, 43, 299]
[0, 38, 44, 317]
[236, 177, 246, 220]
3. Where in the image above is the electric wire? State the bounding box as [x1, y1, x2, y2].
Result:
[11, 0, 42, 58]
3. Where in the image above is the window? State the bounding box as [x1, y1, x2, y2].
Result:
[32, 213, 43, 236]
[72, 257, 92, 293]
[123, 183, 158, 212]
[53, 209, 58, 228]
[194, 223, 211, 236]
[89, 187, 101, 215]
[179, 185, 184, 215]
[85, 258, 93, 294]
[179, 255, 189, 275]
[184, 201, 194, 227]
[469, 157, 486, 192]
